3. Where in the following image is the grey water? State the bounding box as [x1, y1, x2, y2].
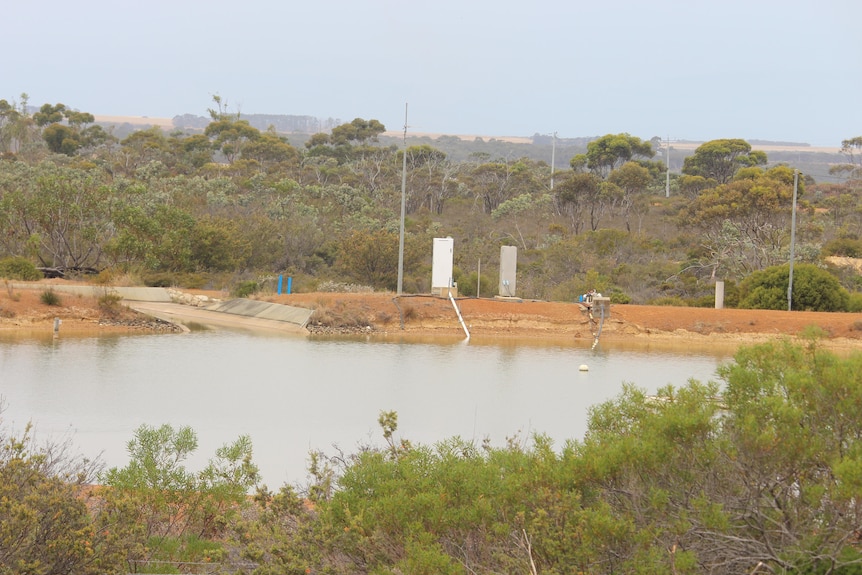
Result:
[0, 330, 729, 488]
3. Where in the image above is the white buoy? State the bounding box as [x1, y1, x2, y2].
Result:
[579, 364, 589, 372]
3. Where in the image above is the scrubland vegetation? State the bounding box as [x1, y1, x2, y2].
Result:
[4, 95, 862, 573]
[1, 95, 861, 311]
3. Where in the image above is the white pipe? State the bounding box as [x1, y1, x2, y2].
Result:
[448, 289, 470, 340]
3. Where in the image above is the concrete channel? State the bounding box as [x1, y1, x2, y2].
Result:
[11, 284, 313, 335]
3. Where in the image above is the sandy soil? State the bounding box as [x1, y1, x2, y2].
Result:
[268, 291, 862, 350]
[0, 282, 182, 335]
[3, 282, 862, 350]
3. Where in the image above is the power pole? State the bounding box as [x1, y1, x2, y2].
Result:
[397, 103, 408, 295]
[788, 169, 799, 311]
[665, 136, 671, 198]
[550, 131, 557, 190]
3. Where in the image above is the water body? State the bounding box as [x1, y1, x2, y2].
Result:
[0, 329, 730, 488]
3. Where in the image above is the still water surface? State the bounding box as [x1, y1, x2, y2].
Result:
[1, 329, 729, 487]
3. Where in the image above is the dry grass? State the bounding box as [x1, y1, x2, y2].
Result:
[309, 301, 374, 328]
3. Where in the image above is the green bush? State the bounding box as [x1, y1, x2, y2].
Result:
[232, 280, 260, 298]
[738, 263, 850, 312]
[822, 237, 862, 258]
[609, 291, 631, 304]
[689, 295, 717, 308]
[0, 257, 42, 281]
[848, 292, 862, 313]
[453, 268, 497, 298]
[40, 289, 62, 306]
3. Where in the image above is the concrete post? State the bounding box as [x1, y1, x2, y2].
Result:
[715, 281, 725, 309]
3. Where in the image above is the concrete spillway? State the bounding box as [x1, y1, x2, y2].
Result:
[128, 299, 313, 334]
[11, 283, 313, 334]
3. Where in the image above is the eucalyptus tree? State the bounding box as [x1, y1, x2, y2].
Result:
[0, 161, 117, 270]
[0, 95, 38, 154]
[681, 138, 767, 185]
[241, 127, 300, 172]
[400, 144, 462, 214]
[204, 117, 261, 164]
[491, 193, 554, 250]
[167, 132, 213, 171]
[569, 133, 655, 179]
[554, 171, 610, 233]
[608, 161, 652, 233]
[831, 136, 862, 181]
[33, 102, 98, 156]
[677, 164, 801, 279]
[466, 158, 543, 214]
[329, 117, 386, 146]
[840, 136, 862, 166]
[116, 126, 173, 176]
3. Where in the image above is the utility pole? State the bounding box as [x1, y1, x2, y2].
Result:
[665, 136, 671, 198]
[397, 103, 408, 295]
[787, 169, 799, 311]
[550, 131, 557, 190]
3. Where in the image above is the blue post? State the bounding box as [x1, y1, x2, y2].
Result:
[277, 274, 283, 295]
[287, 277, 293, 295]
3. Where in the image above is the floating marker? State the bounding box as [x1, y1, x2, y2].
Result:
[579, 364, 589, 372]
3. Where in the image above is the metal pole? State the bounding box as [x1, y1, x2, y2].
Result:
[477, 258, 481, 298]
[550, 131, 556, 190]
[788, 169, 799, 311]
[397, 103, 408, 295]
[665, 136, 670, 198]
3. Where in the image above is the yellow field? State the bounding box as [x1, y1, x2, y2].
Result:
[93, 115, 173, 128]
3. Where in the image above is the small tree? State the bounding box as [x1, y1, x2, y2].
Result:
[337, 228, 422, 291]
[0, 417, 128, 573]
[100, 424, 260, 567]
[737, 263, 849, 311]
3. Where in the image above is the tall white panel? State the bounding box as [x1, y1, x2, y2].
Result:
[499, 245, 517, 297]
[431, 237, 454, 289]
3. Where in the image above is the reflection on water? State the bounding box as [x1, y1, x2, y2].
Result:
[0, 329, 730, 487]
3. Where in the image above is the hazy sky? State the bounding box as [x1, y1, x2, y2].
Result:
[4, 0, 859, 146]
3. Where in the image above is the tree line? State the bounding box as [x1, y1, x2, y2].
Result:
[1, 93, 861, 309]
[6, 337, 862, 573]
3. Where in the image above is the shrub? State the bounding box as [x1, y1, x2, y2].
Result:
[689, 295, 716, 308]
[609, 291, 631, 304]
[98, 292, 125, 317]
[0, 257, 42, 281]
[822, 237, 862, 258]
[232, 280, 260, 298]
[848, 292, 862, 313]
[454, 268, 497, 298]
[40, 289, 62, 306]
[738, 263, 850, 312]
